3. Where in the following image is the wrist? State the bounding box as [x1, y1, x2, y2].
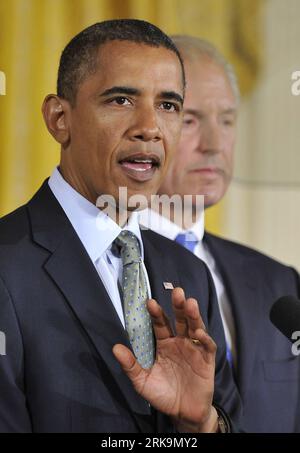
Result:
[174, 405, 219, 433]
[213, 404, 231, 433]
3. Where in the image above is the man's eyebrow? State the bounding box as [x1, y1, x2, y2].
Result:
[184, 107, 237, 117]
[161, 91, 184, 107]
[220, 107, 237, 115]
[100, 86, 140, 97]
[99, 86, 184, 106]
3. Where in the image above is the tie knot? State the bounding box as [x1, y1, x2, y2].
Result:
[114, 230, 141, 265]
[175, 231, 198, 253]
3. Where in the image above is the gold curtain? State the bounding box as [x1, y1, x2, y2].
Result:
[0, 0, 262, 233]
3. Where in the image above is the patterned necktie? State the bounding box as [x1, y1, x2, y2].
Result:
[114, 230, 154, 369]
[175, 231, 198, 253]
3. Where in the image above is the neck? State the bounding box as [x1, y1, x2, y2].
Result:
[154, 202, 202, 230]
[58, 164, 131, 227]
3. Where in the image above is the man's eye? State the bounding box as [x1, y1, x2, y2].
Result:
[183, 116, 197, 127]
[183, 118, 194, 125]
[111, 97, 130, 105]
[223, 119, 234, 126]
[160, 102, 177, 112]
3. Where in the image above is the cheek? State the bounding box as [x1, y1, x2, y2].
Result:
[92, 123, 123, 167]
[224, 131, 236, 155]
[223, 140, 235, 170]
[163, 154, 186, 189]
[70, 116, 101, 162]
[162, 130, 181, 168]
[179, 129, 201, 151]
[175, 138, 196, 170]
[163, 116, 183, 144]
[77, 108, 123, 146]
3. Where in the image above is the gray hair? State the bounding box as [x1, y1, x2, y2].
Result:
[171, 35, 240, 104]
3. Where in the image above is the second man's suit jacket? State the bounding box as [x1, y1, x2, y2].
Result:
[204, 232, 300, 433]
[0, 181, 241, 432]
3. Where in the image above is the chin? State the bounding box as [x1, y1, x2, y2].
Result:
[125, 190, 151, 211]
[203, 192, 224, 208]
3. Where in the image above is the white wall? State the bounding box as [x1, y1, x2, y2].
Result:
[222, 0, 300, 271]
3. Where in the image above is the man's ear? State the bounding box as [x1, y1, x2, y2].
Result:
[42, 94, 71, 146]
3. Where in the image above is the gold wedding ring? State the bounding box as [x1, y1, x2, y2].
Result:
[191, 338, 201, 345]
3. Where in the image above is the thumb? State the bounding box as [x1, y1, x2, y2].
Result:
[113, 344, 147, 383]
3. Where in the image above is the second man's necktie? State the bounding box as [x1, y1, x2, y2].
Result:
[175, 230, 233, 368]
[175, 231, 198, 253]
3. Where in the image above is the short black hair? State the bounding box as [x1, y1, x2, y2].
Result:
[57, 19, 185, 106]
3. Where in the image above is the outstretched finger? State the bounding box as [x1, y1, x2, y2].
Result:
[184, 298, 207, 337]
[147, 298, 174, 341]
[172, 287, 189, 337]
[190, 328, 217, 364]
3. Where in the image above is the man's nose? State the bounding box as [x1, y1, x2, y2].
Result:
[197, 121, 223, 154]
[128, 107, 163, 142]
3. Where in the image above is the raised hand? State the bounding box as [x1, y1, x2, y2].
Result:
[113, 287, 218, 432]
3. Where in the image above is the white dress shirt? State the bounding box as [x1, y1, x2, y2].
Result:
[139, 208, 237, 366]
[48, 167, 151, 329]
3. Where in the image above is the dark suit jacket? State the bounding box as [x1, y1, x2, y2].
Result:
[0, 181, 241, 433]
[204, 232, 300, 433]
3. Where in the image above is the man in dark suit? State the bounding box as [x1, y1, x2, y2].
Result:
[142, 35, 300, 432]
[0, 20, 241, 433]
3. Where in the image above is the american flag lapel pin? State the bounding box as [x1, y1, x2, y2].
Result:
[163, 282, 174, 290]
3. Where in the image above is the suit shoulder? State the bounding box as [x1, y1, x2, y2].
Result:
[205, 232, 297, 274]
[0, 205, 30, 245]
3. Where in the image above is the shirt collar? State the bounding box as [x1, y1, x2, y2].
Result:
[139, 208, 205, 243]
[48, 167, 144, 263]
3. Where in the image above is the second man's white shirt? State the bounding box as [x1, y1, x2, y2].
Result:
[139, 208, 237, 366]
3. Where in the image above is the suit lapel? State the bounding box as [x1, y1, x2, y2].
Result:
[142, 230, 181, 432]
[142, 231, 180, 332]
[204, 233, 263, 399]
[27, 181, 152, 421]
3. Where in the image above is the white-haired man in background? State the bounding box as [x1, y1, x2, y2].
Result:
[140, 35, 300, 433]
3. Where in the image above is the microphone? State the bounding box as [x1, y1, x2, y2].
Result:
[270, 295, 300, 342]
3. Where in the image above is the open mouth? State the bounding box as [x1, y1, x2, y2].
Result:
[118, 155, 161, 182]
